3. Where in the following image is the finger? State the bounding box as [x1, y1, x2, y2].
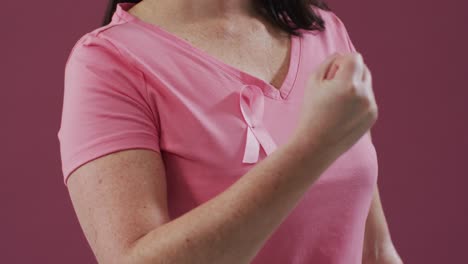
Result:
[313, 52, 341, 82]
[362, 63, 368, 82]
[325, 62, 339, 80]
[362, 65, 377, 108]
[362, 63, 371, 83]
[362, 64, 373, 97]
[334, 52, 364, 83]
[353, 53, 365, 83]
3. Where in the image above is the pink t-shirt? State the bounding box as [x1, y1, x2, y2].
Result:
[57, 2, 378, 263]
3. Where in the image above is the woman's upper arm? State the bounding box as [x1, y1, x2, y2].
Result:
[67, 148, 169, 263]
[57, 33, 169, 263]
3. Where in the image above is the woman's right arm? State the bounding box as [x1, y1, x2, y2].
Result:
[68, 133, 338, 264]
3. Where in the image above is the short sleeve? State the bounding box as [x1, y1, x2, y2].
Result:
[57, 34, 161, 187]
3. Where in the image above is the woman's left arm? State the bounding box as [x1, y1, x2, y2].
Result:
[362, 132, 403, 264]
[363, 178, 403, 262]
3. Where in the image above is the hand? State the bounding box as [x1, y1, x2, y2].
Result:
[362, 242, 404, 264]
[291, 52, 378, 159]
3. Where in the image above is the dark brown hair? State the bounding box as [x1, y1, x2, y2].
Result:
[102, 0, 332, 37]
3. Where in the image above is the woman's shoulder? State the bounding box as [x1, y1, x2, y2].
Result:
[299, 6, 349, 36]
[300, 7, 357, 53]
[64, 17, 145, 80]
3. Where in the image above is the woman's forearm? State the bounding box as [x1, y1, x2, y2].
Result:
[123, 137, 340, 264]
[363, 185, 393, 256]
[365, 184, 391, 246]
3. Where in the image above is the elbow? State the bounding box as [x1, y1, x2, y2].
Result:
[95, 238, 149, 264]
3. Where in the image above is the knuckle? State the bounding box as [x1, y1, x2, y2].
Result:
[369, 103, 379, 120]
[358, 94, 371, 109]
[348, 52, 363, 67]
[352, 88, 372, 109]
[345, 80, 360, 96]
[353, 52, 363, 60]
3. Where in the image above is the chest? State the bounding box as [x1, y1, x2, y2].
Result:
[128, 4, 292, 91]
[172, 27, 292, 90]
[114, 16, 378, 207]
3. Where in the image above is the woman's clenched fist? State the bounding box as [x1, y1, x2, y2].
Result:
[291, 52, 378, 159]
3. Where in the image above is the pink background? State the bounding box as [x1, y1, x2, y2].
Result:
[2, 0, 467, 263]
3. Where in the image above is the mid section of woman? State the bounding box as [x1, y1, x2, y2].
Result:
[57, 0, 401, 263]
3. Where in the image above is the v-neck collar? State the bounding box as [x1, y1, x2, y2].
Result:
[114, 2, 302, 101]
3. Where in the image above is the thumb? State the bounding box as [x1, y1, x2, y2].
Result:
[313, 52, 341, 82]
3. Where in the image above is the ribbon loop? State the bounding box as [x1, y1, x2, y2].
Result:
[239, 85, 278, 163]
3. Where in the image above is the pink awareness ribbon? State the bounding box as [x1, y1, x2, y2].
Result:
[239, 84, 278, 163]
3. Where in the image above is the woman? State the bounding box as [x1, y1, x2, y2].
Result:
[57, 0, 402, 263]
